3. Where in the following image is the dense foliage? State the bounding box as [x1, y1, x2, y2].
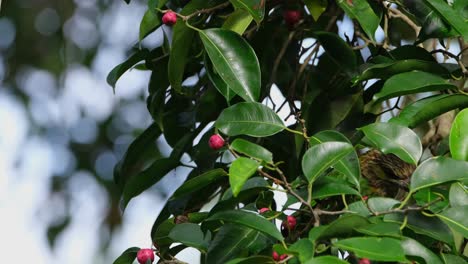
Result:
[111, 0, 468, 263]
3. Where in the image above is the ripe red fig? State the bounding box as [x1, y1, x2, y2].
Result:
[208, 134, 225, 150]
[272, 251, 280, 261]
[286, 215, 297, 229]
[358, 258, 371, 264]
[259, 207, 270, 214]
[280, 254, 288, 260]
[283, 9, 301, 28]
[362, 195, 368, 201]
[137, 248, 155, 264]
[162, 11, 177, 26]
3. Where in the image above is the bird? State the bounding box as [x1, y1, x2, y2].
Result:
[359, 149, 416, 200]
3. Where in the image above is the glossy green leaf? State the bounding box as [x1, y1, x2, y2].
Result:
[310, 130, 361, 189]
[231, 138, 273, 163]
[312, 182, 360, 199]
[410, 156, 468, 192]
[402, 237, 443, 264]
[107, 49, 149, 90]
[314, 31, 357, 73]
[222, 9, 253, 34]
[360, 122, 422, 165]
[205, 55, 235, 102]
[336, 0, 380, 42]
[139, 9, 161, 41]
[367, 197, 400, 213]
[315, 214, 370, 240]
[206, 224, 269, 264]
[113, 247, 140, 264]
[229, 0, 265, 23]
[347, 201, 371, 216]
[168, 223, 208, 252]
[424, 0, 468, 39]
[355, 222, 402, 237]
[215, 102, 285, 137]
[222, 177, 269, 200]
[206, 210, 283, 241]
[171, 169, 227, 199]
[390, 94, 468, 128]
[353, 59, 450, 84]
[289, 239, 314, 262]
[200, 28, 260, 102]
[450, 108, 468, 161]
[302, 141, 354, 183]
[441, 253, 467, 264]
[229, 157, 260, 197]
[122, 157, 179, 208]
[226, 256, 275, 264]
[304, 0, 328, 21]
[152, 218, 176, 247]
[373, 71, 456, 103]
[449, 183, 468, 208]
[305, 256, 348, 264]
[436, 206, 468, 237]
[333, 237, 407, 262]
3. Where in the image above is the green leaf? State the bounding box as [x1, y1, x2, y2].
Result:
[200, 28, 260, 102]
[424, 0, 468, 39]
[333, 237, 407, 262]
[304, 256, 348, 264]
[390, 94, 468, 128]
[229, 0, 264, 23]
[402, 237, 443, 264]
[107, 49, 149, 90]
[226, 256, 275, 264]
[113, 247, 140, 264]
[168, 223, 208, 252]
[302, 141, 354, 183]
[336, 0, 380, 42]
[410, 156, 468, 192]
[355, 222, 402, 237]
[222, 9, 254, 34]
[152, 218, 176, 248]
[289, 239, 315, 262]
[222, 177, 270, 200]
[205, 55, 235, 102]
[450, 108, 468, 161]
[314, 31, 357, 73]
[139, 9, 161, 41]
[122, 157, 179, 208]
[206, 224, 269, 264]
[353, 59, 450, 84]
[310, 130, 361, 189]
[373, 71, 456, 103]
[436, 206, 468, 238]
[367, 197, 400, 213]
[215, 102, 285, 137]
[360, 122, 422, 165]
[171, 169, 227, 200]
[315, 214, 370, 240]
[229, 157, 260, 197]
[441, 253, 467, 264]
[206, 210, 284, 241]
[231, 138, 273, 163]
[449, 183, 468, 208]
[304, 0, 328, 21]
[312, 182, 360, 199]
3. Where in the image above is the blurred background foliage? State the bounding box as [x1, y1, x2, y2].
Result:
[0, 0, 179, 262]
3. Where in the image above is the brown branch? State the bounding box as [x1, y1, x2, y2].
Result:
[388, 7, 421, 37]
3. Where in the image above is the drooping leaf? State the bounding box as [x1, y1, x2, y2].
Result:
[390, 94, 468, 128]
[313, 31, 358, 74]
[423, 0, 468, 39]
[139, 9, 161, 41]
[215, 102, 285, 137]
[200, 28, 261, 102]
[171, 169, 227, 199]
[107, 49, 150, 90]
[333, 237, 407, 262]
[302, 141, 354, 183]
[336, 0, 381, 42]
[449, 108, 468, 161]
[373, 71, 456, 103]
[310, 130, 361, 189]
[360, 122, 422, 165]
[206, 210, 284, 241]
[113, 247, 140, 264]
[229, 157, 260, 197]
[436, 206, 468, 238]
[410, 156, 468, 192]
[304, 0, 328, 21]
[230, 138, 273, 163]
[402, 237, 443, 264]
[206, 224, 269, 264]
[168, 223, 209, 252]
[229, 0, 265, 23]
